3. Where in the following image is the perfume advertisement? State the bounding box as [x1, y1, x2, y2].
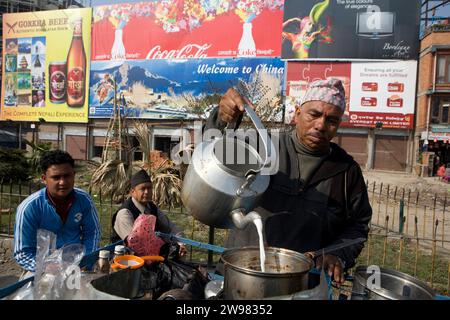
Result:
[282, 0, 420, 60]
[91, 1, 283, 61]
[1, 8, 92, 123]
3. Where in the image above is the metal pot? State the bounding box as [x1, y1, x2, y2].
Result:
[91, 268, 141, 299]
[221, 247, 313, 300]
[91, 255, 164, 299]
[181, 104, 275, 229]
[351, 266, 436, 300]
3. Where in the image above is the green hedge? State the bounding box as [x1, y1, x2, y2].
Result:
[0, 147, 31, 182]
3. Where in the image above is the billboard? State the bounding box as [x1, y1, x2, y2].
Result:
[1, 8, 92, 123]
[282, 0, 420, 60]
[286, 60, 417, 129]
[91, 1, 283, 61]
[89, 58, 285, 121]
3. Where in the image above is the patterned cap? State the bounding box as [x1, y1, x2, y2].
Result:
[301, 78, 346, 112]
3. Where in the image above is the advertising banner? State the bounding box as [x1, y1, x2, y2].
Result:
[89, 58, 285, 121]
[286, 60, 417, 129]
[1, 8, 92, 123]
[91, 1, 283, 61]
[282, 0, 420, 60]
[285, 61, 351, 124]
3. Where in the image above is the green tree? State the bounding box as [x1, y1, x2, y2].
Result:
[24, 139, 53, 175]
[0, 147, 31, 182]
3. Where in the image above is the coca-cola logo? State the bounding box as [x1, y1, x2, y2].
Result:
[146, 43, 211, 59]
[67, 67, 84, 99]
[50, 71, 66, 99]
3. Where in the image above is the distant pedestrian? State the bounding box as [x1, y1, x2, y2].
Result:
[444, 164, 450, 183]
[437, 164, 446, 179]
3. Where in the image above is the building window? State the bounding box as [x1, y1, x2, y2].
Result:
[443, 106, 449, 123]
[131, 136, 143, 161]
[437, 54, 450, 84]
[431, 98, 440, 123]
[93, 146, 103, 158]
[431, 97, 450, 124]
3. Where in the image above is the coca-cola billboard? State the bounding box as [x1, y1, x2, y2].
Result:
[91, 1, 283, 61]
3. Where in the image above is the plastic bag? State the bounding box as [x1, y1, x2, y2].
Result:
[146, 259, 210, 300]
[34, 229, 56, 283]
[9, 230, 87, 300]
[33, 243, 85, 300]
[7, 280, 34, 300]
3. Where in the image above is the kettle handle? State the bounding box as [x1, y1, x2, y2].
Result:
[236, 173, 257, 197]
[242, 103, 274, 173]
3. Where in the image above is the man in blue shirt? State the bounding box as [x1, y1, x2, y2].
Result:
[13, 150, 101, 272]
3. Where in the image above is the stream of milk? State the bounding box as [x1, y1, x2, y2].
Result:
[253, 218, 265, 272]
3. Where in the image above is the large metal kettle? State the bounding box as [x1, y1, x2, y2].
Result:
[181, 105, 275, 229]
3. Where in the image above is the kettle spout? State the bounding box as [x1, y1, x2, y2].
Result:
[230, 209, 262, 229]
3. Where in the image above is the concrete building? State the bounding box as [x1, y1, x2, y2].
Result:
[1, 1, 449, 175]
[415, 22, 450, 176]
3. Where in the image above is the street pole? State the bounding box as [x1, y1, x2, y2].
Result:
[18, 122, 22, 149]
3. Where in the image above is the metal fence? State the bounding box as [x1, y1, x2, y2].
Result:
[1, 178, 449, 294]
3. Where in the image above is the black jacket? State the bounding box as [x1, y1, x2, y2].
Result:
[204, 107, 372, 269]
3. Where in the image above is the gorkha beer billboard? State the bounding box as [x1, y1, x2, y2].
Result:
[1, 8, 92, 123]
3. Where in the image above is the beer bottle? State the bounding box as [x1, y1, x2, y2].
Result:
[66, 17, 86, 107]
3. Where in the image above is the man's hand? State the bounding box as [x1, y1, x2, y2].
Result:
[314, 254, 345, 284]
[178, 243, 187, 258]
[218, 88, 246, 123]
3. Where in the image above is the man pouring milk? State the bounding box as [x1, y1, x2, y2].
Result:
[204, 78, 372, 283]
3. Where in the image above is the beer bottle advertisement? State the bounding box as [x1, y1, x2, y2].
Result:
[66, 17, 86, 108]
[0, 8, 91, 123]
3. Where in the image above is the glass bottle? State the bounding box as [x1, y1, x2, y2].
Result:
[110, 245, 126, 273]
[93, 250, 110, 274]
[113, 245, 126, 258]
[66, 17, 86, 107]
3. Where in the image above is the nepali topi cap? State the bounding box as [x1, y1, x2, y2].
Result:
[130, 169, 151, 188]
[301, 78, 346, 112]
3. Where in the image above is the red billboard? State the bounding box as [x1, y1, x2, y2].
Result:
[286, 61, 417, 129]
[91, 1, 283, 61]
